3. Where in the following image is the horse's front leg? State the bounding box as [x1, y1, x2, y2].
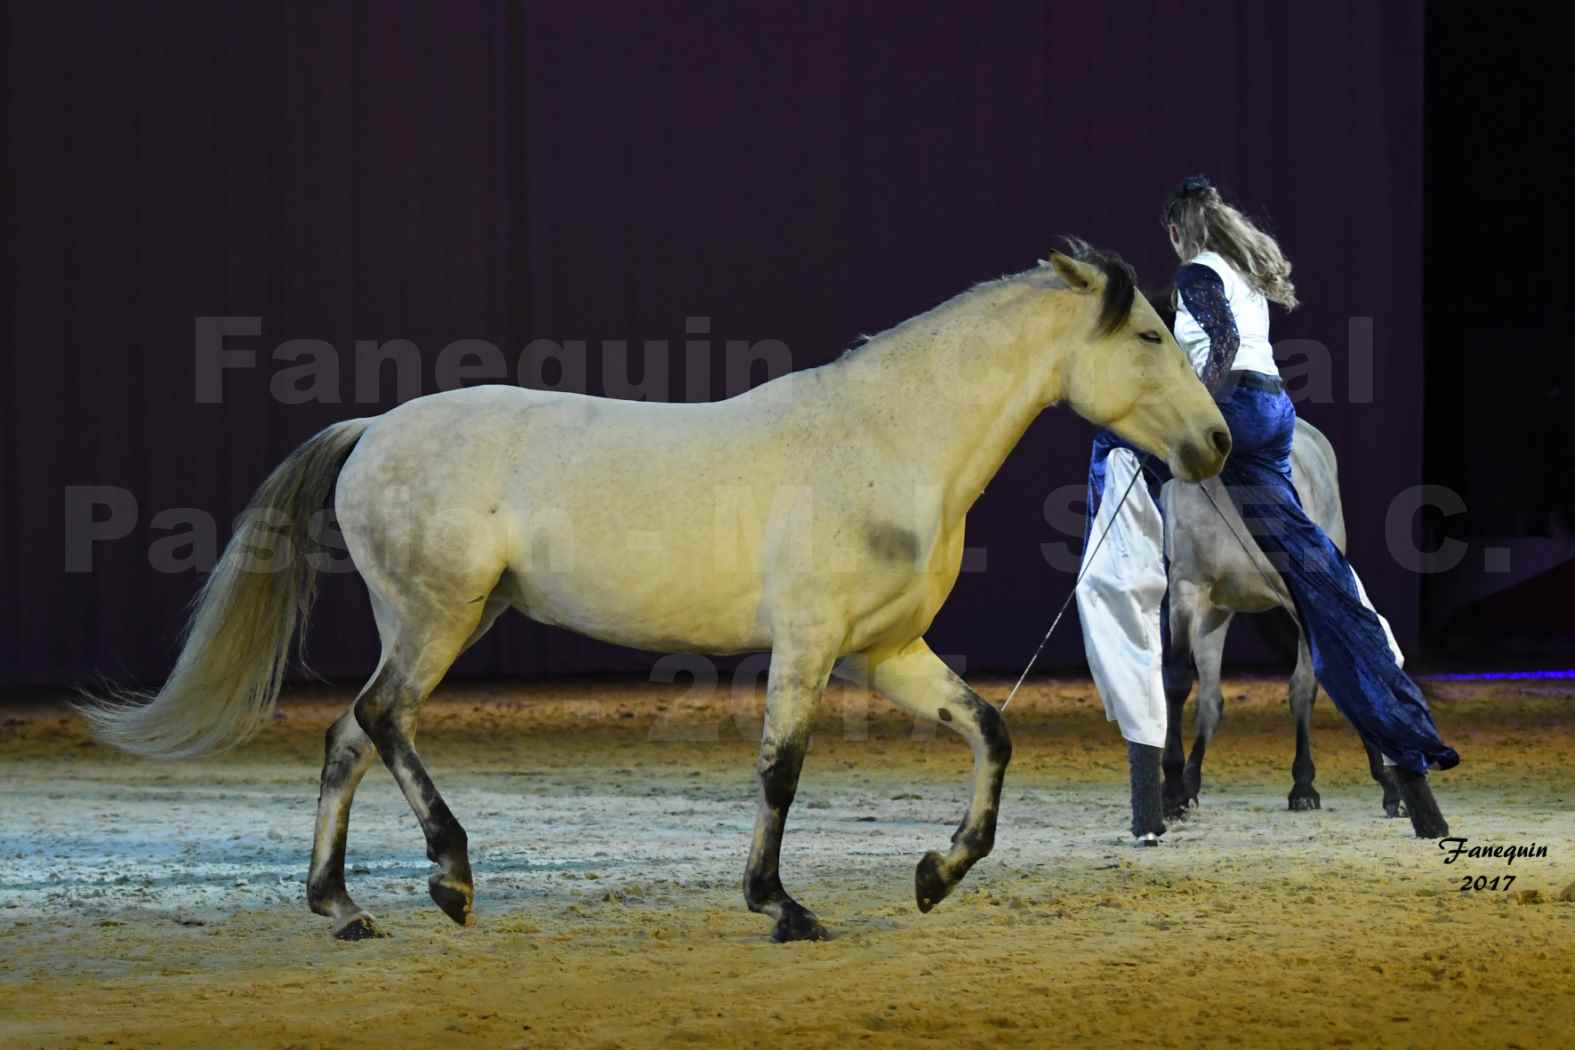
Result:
[856, 639, 1012, 913]
[1161, 591, 1197, 821]
[1183, 608, 1232, 806]
[744, 639, 837, 943]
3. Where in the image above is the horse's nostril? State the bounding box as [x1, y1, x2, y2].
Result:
[1210, 426, 1232, 458]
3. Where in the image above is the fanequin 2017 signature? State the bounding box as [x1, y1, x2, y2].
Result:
[1438, 836, 1550, 892]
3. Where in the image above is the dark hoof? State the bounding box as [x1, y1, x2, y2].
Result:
[915, 851, 952, 913]
[429, 874, 475, 927]
[1287, 787, 1321, 812]
[771, 906, 829, 943]
[332, 912, 386, 941]
[1162, 783, 1193, 820]
[1134, 832, 1161, 848]
[1383, 800, 1406, 819]
[1395, 772, 1449, 839]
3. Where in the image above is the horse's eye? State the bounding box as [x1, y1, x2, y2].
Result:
[1138, 330, 1163, 344]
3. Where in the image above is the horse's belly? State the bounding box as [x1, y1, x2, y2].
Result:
[505, 545, 770, 654]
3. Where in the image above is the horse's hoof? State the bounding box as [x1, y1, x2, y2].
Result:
[915, 851, 951, 913]
[1134, 832, 1161, 848]
[1287, 788, 1321, 812]
[1383, 800, 1405, 819]
[771, 907, 829, 943]
[429, 874, 475, 927]
[332, 912, 387, 941]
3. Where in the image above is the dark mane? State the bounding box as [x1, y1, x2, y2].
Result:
[1062, 237, 1137, 336]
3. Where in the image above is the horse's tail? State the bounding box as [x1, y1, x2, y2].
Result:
[79, 418, 373, 758]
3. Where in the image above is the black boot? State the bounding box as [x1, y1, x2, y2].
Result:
[1128, 741, 1166, 844]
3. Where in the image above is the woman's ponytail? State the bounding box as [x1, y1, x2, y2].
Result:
[1164, 176, 1299, 310]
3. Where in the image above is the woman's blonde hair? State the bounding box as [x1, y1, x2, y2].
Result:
[1164, 176, 1298, 310]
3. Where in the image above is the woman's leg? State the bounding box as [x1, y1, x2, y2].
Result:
[1079, 431, 1172, 841]
[1215, 389, 1459, 784]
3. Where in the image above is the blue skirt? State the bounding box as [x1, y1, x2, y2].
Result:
[1213, 384, 1458, 776]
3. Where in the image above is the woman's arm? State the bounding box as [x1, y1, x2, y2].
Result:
[1175, 263, 1240, 391]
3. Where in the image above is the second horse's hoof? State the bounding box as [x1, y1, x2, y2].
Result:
[1287, 789, 1322, 812]
[1134, 832, 1161, 848]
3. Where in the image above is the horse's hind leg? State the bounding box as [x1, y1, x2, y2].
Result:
[349, 584, 502, 929]
[858, 639, 1012, 913]
[1362, 736, 1405, 819]
[307, 594, 508, 939]
[308, 709, 382, 939]
[1286, 635, 1321, 811]
[743, 636, 837, 942]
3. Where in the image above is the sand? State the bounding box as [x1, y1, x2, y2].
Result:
[2, 674, 1572, 1049]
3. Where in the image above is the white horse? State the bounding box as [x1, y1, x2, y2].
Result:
[86, 245, 1230, 941]
[1161, 417, 1448, 838]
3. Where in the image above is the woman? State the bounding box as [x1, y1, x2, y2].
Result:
[1080, 176, 1457, 843]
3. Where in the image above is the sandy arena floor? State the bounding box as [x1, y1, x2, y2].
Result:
[1, 674, 1572, 1049]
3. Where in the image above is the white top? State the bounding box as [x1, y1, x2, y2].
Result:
[1171, 250, 1278, 378]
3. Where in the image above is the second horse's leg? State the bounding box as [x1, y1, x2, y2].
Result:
[1183, 609, 1231, 807]
[1161, 593, 1197, 820]
[1362, 736, 1405, 818]
[1286, 637, 1321, 811]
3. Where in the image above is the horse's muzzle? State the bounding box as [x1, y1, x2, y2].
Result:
[1173, 425, 1232, 481]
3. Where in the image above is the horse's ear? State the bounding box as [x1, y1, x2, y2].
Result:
[1047, 252, 1098, 293]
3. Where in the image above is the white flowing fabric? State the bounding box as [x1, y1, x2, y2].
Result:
[1073, 450, 1404, 755]
[1075, 448, 1168, 748]
[1348, 565, 1404, 767]
[1349, 566, 1404, 668]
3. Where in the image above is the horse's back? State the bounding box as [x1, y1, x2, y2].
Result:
[1288, 417, 1344, 552]
[333, 384, 786, 651]
[332, 379, 938, 657]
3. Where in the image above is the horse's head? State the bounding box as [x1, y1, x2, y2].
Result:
[1045, 245, 1230, 482]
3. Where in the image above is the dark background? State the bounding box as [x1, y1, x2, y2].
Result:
[3, 1, 1566, 689]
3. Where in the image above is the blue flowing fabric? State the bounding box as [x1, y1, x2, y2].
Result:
[1213, 384, 1459, 776]
[1085, 429, 1168, 541]
[1084, 390, 1459, 776]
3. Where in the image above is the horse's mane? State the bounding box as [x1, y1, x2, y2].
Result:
[841, 238, 1139, 358]
[1060, 237, 1137, 337]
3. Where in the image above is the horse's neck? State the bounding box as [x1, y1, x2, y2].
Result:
[831, 284, 1062, 524]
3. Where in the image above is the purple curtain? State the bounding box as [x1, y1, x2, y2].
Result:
[3, 1, 1424, 686]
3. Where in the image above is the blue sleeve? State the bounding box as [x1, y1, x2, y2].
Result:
[1175, 263, 1240, 391]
